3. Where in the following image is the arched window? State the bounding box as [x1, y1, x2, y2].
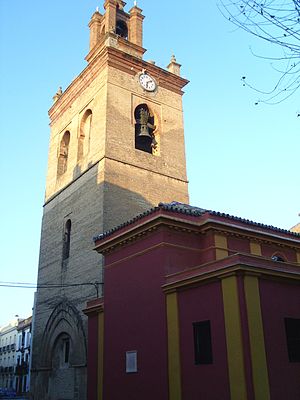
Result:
[57, 131, 70, 176]
[271, 254, 286, 262]
[116, 20, 128, 39]
[134, 104, 157, 154]
[62, 219, 71, 262]
[52, 333, 71, 368]
[78, 110, 92, 162]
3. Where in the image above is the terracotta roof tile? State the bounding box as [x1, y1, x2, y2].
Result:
[93, 202, 300, 242]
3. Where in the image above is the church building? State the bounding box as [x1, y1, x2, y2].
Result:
[86, 202, 300, 400]
[31, 1, 189, 399]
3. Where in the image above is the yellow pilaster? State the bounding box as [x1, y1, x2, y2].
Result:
[250, 241, 262, 256]
[244, 275, 270, 400]
[98, 311, 104, 400]
[296, 251, 300, 264]
[214, 233, 228, 260]
[166, 292, 181, 400]
[221, 276, 248, 400]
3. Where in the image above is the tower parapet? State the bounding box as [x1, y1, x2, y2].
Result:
[87, 0, 145, 62]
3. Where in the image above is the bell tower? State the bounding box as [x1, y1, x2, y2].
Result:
[31, 2, 189, 399]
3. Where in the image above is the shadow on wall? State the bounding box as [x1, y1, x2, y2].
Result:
[31, 163, 155, 400]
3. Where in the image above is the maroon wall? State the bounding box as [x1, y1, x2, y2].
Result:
[259, 280, 300, 400]
[103, 245, 169, 400]
[227, 236, 250, 254]
[261, 243, 297, 262]
[177, 282, 230, 400]
[87, 312, 99, 400]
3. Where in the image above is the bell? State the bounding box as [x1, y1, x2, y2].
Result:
[136, 124, 153, 153]
[138, 124, 152, 139]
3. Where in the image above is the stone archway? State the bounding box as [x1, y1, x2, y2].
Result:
[39, 300, 87, 400]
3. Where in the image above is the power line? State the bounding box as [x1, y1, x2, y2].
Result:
[0, 281, 103, 297]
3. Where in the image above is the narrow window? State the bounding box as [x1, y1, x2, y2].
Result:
[271, 254, 285, 262]
[62, 219, 72, 262]
[134, 104, 157, 154]
[64, 339, 70, 364]
[57, 131, 70, 176]
[285, 318, 300, 362]
[193, 320, 213, 365]
[78, 109, 92, 162]
[116, 20, 128, 39]
[126, 350, 137, 373]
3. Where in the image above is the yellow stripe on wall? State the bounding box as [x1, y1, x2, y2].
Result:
[98, 311, 104, 400]
[166, 292, 182, 400]
[250, 241, 262, 256]
[221, 276, 248, 400]
[214, 233, 228, 260]
[244, 275, 270, 400]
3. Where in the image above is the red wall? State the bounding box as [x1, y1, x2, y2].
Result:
[227, 236, 250, 254]
[259, 280, 300, 400]
[103, 245, 169, 400]
[260, 243, 297, 262]
[87, 313, 99, 400]
[177, 282, 230, 400]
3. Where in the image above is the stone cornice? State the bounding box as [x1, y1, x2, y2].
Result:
[49, 47, 108, 126]
[49, 38, 189, 126]
[94, 214, 201, 254]
[105, 46, 189, 94]
[94, 209, 300, 255]
[162, 253, 300, 293]
[201, 220, 300, 249]
[83, 297, 104, 316]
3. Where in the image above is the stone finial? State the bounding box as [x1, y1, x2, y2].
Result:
[167, 54, 181, 76]
[53, 86, 63, 103]
[116, 0, 125, 10]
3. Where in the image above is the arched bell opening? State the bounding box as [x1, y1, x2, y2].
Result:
[116, 19, 128, 39]
[134, 104, 157, 154]
[77, 109, 92, 162]
[57, 131, 70, 177]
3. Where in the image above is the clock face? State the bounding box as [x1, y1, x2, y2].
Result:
[139, 73, 156, 92]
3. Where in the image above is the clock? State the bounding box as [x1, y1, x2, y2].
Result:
[139, 73, 156, 92]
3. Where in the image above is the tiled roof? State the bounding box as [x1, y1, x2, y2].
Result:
[93, 202, 300, 242]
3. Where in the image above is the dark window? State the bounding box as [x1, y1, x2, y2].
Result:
[193, 320, 213, 365]
[62, 219, 71, 262]
[64, 339, 70, 364]
[134, 104, 156, 154]
[116, 20, 128, 38]
[271, 255, 285, 262]
[285, 318, 300, 362]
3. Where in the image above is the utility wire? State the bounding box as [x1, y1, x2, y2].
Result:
[0, 281, 103, 297]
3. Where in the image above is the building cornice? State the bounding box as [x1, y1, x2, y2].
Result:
[94, 205, 300, 255]
[49, 38, 189, 126]
[162, 253, 300, 293]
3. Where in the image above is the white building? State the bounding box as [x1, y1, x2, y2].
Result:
[0, 319, 18, 390]
[15, 316, 32, 394]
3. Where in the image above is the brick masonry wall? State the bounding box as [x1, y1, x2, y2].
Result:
[31, 49, 189, 399]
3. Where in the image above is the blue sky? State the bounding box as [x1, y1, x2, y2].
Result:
[0, 0, 299, 326]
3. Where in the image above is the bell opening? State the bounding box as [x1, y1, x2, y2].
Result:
[134, 104, 156, 154]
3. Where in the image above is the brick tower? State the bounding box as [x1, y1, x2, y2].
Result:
[31, 1, 189, 399]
